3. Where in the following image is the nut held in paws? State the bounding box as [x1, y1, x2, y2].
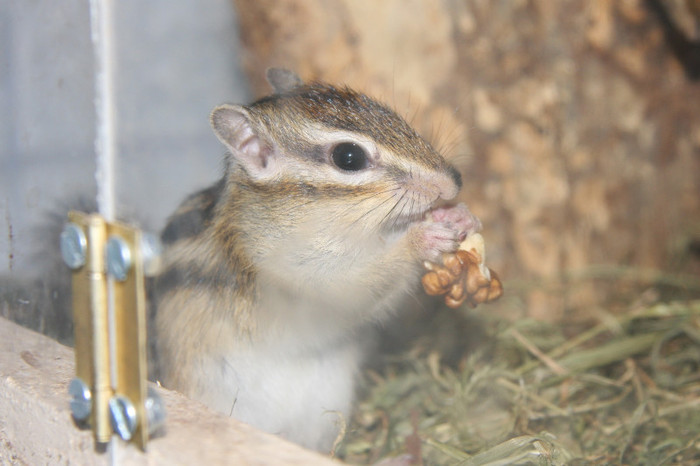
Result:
[421, 233, 503, 308]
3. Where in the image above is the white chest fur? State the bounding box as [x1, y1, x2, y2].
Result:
[192, 335, 364, 451]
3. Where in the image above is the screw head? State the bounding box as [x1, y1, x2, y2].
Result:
[140, 232, 162, 277]
[109, 395, 138, 441]
[68, 378, 92, 421]
[106, 236, 132, 281]
[60, 223, 87, 269]
[145, 388, 166, 435]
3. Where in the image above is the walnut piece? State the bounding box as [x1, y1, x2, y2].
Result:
[422, 233, 503, 308]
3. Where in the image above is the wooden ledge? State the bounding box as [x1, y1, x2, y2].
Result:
[0, 317, 338, 465]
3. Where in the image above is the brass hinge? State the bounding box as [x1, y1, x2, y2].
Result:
[61, 211, 164, 451]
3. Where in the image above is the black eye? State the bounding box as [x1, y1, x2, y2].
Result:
[331, 142, 368, 171]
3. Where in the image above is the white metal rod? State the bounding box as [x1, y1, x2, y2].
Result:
[89, 0, 116, 222]
[88, 2, 118, 461]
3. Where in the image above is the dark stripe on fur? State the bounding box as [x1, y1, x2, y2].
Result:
[154, 256, 256, 301]
[161, 179, 224, 245]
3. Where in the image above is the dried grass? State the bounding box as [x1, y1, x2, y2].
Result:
[337, 267, 700, 465]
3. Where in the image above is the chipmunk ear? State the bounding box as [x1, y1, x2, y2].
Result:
[266, 68, 303, 93]
[210, 104, 279, 180]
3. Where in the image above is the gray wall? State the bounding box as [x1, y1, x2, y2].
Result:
[0, 0, 249, 275]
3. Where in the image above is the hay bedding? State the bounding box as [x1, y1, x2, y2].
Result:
[337, 270, 700, 465]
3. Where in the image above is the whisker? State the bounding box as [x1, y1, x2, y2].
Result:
[379, 190, 407, 229]
[390, 201, 404, 231]
[340, 187, 396, 214]
[391, 192, 413, 231]
[346, 187, 402, 231]
[348, 187, 396, 209]
[320, 187, 396, 227]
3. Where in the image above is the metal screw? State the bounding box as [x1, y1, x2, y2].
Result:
[106, 236, 132, 281]
[60, 223, 87, 269]
[140, 232, 163, 277]
[68, 378, 92, 421]
[145, 388, 166, 435]
[109, 395, 138, 441]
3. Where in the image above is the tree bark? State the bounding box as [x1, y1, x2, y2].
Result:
[233, 0, 700, 320]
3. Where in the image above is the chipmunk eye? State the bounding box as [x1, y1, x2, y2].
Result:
[331, 142, 368, 171]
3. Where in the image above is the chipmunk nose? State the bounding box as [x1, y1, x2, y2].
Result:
[449, 166, 462, 190]
[436, 165, 462, 200]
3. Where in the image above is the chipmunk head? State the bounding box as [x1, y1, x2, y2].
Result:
[210, 68, 461, 236]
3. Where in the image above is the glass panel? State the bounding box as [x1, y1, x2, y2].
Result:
[0, 0, 249, 343]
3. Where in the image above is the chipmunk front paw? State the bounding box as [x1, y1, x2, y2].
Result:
[412, 203, 482, 262]
[429, 203, 482, 241]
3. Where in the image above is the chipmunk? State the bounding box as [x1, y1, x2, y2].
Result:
[153, 68, 481, 452]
